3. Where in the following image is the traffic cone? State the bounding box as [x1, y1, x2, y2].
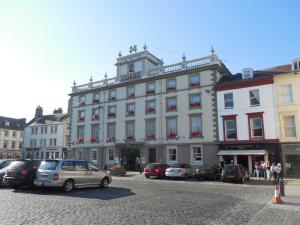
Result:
[273, 184, 282, 204]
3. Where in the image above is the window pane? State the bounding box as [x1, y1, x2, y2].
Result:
[224, 93, 234, 108]
[250, 90, 260, 105]
[192, 147, 202, 161]
[280, 85, 293, 104]
[283, 116, 296, 137]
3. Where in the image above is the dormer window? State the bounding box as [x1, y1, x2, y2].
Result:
[292, 59, 300, 71]
[242, 68, 254, 79]
[128, 63, 134, 73]
[4, 121, 9, 127]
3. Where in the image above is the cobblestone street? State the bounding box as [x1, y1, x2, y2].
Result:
[0, 176, 275, 225]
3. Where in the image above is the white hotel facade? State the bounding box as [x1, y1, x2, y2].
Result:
[69, 46, 231, 169]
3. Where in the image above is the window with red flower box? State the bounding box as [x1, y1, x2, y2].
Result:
[90, 124, 99, 143]
[126, 103, 135, 116]
[107, 123, 116, 142]
[190, 114, 202, 138]
[146, 82, 155, 95]
[127, 86, 135, 98]
[190, 74, 200, 88]
[78, 110, 85, 121]
[190, 94, 201, 108]
[108, 106, 116, 118]
[93, 93, 100, 104]
[108, 89, 116, 101]
[166, 97, 177, 111]
[77, 126, 84, 144]
[78, 95, 86, 107]
[167, 117, 177, 139]
[92, 108, 99, 120]
[146, 119, 156, 140]
[146, 100, 156, 114]
[126, 121, 135, 142]
[166, 78, 176, 91]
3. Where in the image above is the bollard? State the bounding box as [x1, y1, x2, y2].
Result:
[279, 179, 285, 197]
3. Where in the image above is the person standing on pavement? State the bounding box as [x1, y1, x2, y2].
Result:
[254, 162, 260, 179]
[277, 163, 282, 182]
[265, 161, 270, 180]
[270, 162, 277, 183]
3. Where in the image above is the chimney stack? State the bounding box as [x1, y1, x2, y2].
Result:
[35, 106, 43, 118]
[53, 108, 63, 114]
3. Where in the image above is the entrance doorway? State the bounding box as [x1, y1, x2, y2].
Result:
[148, 148, 156, 163]
[285, 155, 300, 178]
[237, 155, 249, 172]
[121, 148, 140, 171]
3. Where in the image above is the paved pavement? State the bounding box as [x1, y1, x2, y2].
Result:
[246, 179, 300, 225]
[0, 173, 275, 225]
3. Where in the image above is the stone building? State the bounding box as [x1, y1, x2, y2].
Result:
[0, 116, 26, 159]
[69, 46, 231, 169]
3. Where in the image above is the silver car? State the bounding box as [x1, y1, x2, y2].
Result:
[34, 160, 112, 192]
[165, 164, 195, 179]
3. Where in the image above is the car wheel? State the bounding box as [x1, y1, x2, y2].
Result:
[100, 177, 109, 188]
[145, 175, 150, 179]
[63, 179, 74, 192]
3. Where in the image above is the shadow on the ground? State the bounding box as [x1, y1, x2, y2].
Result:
[8, 186, 135, 200]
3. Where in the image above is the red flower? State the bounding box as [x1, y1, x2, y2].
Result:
[127, 110, 135, 116]
[146, 90, 155, 94]
[146, 134, 156, 140]
[108, 112, 115, 117]
[128, 93, 135, 97]
[89, 136, 97, 142]
[76, 138, 84, 144]
[79, 116, 85, 121]
[190, 102, 201, 107]
[109, 96, 116, 101]
[92, 114, 98, 119]
[191, 131, 202, 137]
[167, 105, 177, 111]
[126, 136, 135, 141]
[167, 133, 177, 139]
[147, 108, 155, 113]
[190, 82, 200, 87]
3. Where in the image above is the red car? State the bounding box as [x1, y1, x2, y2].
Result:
[144, 163, 169, 179]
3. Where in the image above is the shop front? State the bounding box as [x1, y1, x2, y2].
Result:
[282, 144, 300, 178]
[218, 144, 281, 174]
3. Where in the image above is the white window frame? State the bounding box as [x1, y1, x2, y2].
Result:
[249, 89, 260, 106]
[224, 92, 234, 109]
[166, 146, 177, 164]
[280, 84, 293, 104]
[282, 115, 297, 138]
[107, 148, 115, 164]
[190, 145, 203, 165]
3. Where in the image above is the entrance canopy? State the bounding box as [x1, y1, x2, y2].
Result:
[217, 149, 266, 156]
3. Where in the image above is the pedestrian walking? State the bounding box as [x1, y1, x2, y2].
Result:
[254, 162, 260, 179]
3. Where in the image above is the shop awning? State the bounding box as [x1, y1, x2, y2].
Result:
[217, 149, 266, 156]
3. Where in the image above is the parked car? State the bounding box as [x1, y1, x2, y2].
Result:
[195, 164, 222, 181]
[144, 163, 169, 178]
[3, 160, 41, 188]
[34, 159, 112, 192]
[0, 160, 13, 186]
[221, 164, 250, 183]
[165, 164, 195, 179]
[0, 159, 13, 170]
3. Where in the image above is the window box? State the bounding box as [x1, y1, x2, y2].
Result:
[190, 131, 202, 138]
[167, 105, 177, 111]
[146, 90, 155, 95]
[146, 134, 156, 140]
[167, 133, 177, 139]
[107, 137, 115, 143]
[166, 86, 176, 91]
[108, 112, 116, 117]
[93, 99, 100, 104]
[78, 116, 85, 121]
[126, 136, 135, 142]
[109, 96, 116, 101]
[79, 101, 85, 107]
[89, 136, 98, 143]
[92, 114, 98, 120]
[190, 102, 201, 108]
[127, 93, 135, 98]
[126, 111, 135, 116]
[146, 108, 156, 113]
[190, 82, 200, 87]
[76, 138, 84, 144]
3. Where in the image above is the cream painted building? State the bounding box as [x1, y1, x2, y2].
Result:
[0, 116, 26, 159]
[273, 59, 300, 177]
[69, 46, 231, 170]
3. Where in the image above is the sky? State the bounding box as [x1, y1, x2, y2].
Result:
[0, 0, 299, 121]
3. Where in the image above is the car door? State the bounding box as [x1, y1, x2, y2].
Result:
[74, 161, 90, 186]
[87, 162, 101, 185]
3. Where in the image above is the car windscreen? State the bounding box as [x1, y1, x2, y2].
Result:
[7, 161, 27, 169]
[146, 164, 157, 170]
[170, 164, 184, 168]
[224, 165, 238, 172]
[39, 161, 59, 170]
